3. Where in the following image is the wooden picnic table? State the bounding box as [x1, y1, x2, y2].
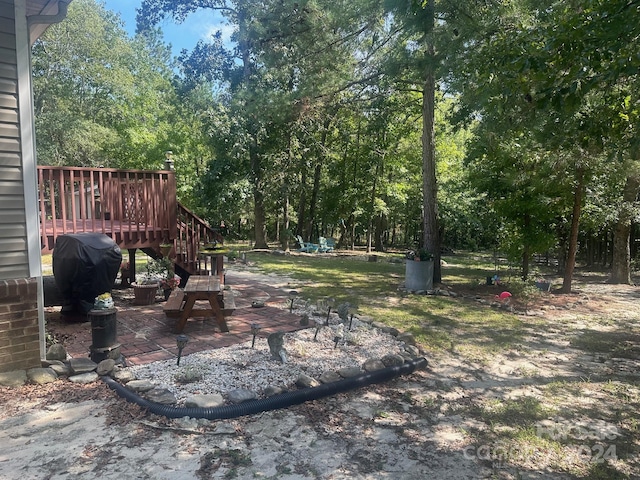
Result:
[174, 275, 230, 334]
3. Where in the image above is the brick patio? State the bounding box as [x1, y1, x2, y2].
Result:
[46, 270, 307, 366]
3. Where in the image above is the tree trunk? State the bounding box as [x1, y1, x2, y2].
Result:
[374, 213, 386, 252]
[305, 118, 330, 241]
[521, 214, 531, 279]
[250, 133, 268, 249]
[305, 162, 322, 241]
[421, 32, 441, 283]
[296, 169, 307, 238]
[281, 192, 290, 252]
[561, 168, 585, 293]
[366, 160, 380, 253]
[610, 174, 640, 283]
[280, 133, 294, 252]
[522, 244, 530, 280]
[337, 215, 355, 250]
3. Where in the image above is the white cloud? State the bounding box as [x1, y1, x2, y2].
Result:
[202, 23, 236, 47]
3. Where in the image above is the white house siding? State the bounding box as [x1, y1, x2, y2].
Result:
[0, 0, 42, 372]
[0, 0, 29, 280]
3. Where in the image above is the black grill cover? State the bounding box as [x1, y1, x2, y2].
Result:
[53, 234, 122, 314]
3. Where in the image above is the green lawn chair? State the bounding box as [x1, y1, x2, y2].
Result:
[295, 235, 319, 253]
[318, 236, 334, 253]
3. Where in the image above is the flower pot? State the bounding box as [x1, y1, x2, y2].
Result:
[405, 259, 434, 291]
[133, 283, 158, 305]
[163, 288, 172, 301]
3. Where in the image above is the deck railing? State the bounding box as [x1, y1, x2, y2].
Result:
[38, 166, 177, 252]
[175, 203, 222, 274]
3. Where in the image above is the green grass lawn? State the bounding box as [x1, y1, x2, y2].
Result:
[245, 251, 523, 357]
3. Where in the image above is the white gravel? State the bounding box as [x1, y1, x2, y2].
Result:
[129, 316, 409, 405]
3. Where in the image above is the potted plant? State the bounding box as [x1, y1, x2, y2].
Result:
[160, 274, 181, 300]
[406, 248, 433, 262]
[405, 248, 434, 291]
[133, 258, 170, 305]
[119, 261, 131, 288]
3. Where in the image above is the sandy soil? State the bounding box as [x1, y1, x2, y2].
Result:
[0, 268, 638, 479]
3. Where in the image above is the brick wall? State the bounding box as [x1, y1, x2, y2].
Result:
[0, 278, 41, 372]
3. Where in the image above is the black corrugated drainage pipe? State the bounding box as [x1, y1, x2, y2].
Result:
[101, 356, 428, 420]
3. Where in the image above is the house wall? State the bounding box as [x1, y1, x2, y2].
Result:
[0, 0, 42, 372]
[0, 1, 29, 280]
[0, 278, 39, 371]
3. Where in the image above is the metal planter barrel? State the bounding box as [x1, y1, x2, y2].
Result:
[405, 259, 434, 291]
[88, 308, 120, 363]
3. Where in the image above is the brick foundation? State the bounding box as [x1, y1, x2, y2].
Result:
[0, 278, 41, 372]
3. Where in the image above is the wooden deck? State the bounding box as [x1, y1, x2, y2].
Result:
[37, 166, 222, 278]
[38, 166, 176, 254]
[41, 219, 168, 251]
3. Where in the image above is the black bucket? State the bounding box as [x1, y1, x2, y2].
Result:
[88, 308, 120, 362]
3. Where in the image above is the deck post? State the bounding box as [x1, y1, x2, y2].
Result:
[127, 249, 136, 285]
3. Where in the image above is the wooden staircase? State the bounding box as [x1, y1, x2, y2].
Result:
[140, 203, 224, 284]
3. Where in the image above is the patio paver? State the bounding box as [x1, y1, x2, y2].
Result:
[46, 271, 306, 366]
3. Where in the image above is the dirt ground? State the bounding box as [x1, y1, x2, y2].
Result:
[0, 269, 638, 480]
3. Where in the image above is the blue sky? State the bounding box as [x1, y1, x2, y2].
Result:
[102, 0, 233, 57]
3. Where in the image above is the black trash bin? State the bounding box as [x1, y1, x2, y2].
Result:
[53, 233, 122, 318]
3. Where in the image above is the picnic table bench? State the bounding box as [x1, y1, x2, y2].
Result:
[165, 275, 234, 333]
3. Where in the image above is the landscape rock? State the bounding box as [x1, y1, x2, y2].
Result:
[27, 367, 58, 384]
[397, 333, 416, 346]
[227, 388, 258, 404]
[111, 367, 135, 383]
[185, 393, 225, 408]
[400, 352, 416, 362]
[69, 372, 99, 384]
[0, 370, 27, 387]
[296, 373, 320, 388]
[46, 343, 67, 361]
[267, 332, 287, 363]
[319, 370, 342, 383]
[370, 322, 399, 336]
[263, 385, 286, 397]
[381, 353, 405, 367]
[146, 388, 177, 405]
[404, 344, 420, 357]
[387, 327, 400, 336]
[69, 358, 98, 374]
[126, 379, 156, 392]
[45, 361, 71, 377]
[96, 359, 116, 376]
[338, 366, 362, 378]
[362, 358, 386, 372]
